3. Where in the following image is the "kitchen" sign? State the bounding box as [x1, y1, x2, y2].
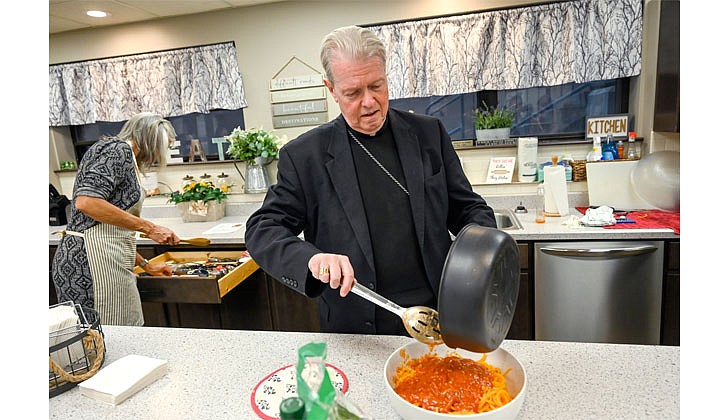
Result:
[585, 114, 629, 139]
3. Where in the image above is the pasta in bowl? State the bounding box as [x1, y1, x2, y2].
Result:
[384, 341, 526, 419]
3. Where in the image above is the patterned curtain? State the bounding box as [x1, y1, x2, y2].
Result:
[370, 0, 642, 99]
[49, 42, 247, 126]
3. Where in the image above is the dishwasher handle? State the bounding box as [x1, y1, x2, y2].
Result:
[540, 245, 658, 258]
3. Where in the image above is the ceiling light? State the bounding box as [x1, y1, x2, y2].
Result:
[86, 10, 108, 18]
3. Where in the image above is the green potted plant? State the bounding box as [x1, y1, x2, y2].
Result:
[225, 127, 284, 193]
[474, 102, 515, 143]
[226, 127, 282, 165]
[168, 181, 229, 222]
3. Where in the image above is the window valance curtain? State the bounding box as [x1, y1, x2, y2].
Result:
[49, 42, 247, 126]
[369, 0, 642, 100]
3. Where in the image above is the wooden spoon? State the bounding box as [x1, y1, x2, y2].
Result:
[140, 234, 211, 247]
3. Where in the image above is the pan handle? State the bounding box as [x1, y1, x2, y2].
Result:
[540, 245, 657, 258]
[350, 282, 405, 317]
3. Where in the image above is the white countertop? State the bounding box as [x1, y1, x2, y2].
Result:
[48, 326, 679, 419]
[49, 202, 678, 246]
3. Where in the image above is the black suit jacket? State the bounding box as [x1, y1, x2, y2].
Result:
[245, 109, 496, 333]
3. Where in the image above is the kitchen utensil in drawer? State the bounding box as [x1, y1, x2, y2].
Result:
[350, 282, 443, 346]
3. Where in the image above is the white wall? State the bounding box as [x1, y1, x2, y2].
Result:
[49, 0, 675, 203]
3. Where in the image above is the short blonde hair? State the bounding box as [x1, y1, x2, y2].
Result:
[117, 112, 176, 171]
[320, 25, 386, 84]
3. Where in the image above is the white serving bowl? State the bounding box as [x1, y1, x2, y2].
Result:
[384, 341, 527, 420]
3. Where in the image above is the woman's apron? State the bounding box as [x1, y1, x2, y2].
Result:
[84, 145, 146, 326]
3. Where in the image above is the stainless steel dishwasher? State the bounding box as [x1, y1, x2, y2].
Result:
[534, 241, 664, 345]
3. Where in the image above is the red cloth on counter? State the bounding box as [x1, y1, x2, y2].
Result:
[575, 207, 680, 235]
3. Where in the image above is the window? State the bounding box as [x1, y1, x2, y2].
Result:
[70, 109, 245, 163]
[389, 78, 631, 142]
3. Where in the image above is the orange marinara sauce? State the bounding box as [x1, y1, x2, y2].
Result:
[394, 351, 494, 413]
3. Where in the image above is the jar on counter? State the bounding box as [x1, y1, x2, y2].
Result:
[199, 173, 213, 186]
[181, 175, 196, 191]
[216, 172, 232, 191]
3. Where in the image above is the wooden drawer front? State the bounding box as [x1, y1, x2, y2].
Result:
[134, 251, 259, 304]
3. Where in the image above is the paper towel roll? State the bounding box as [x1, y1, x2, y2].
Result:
[517, 137, 538, 182]
[543, 164, 569, 216]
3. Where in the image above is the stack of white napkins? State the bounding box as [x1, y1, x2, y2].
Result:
[78, 354, 168, 405]
[49, 305, 83, 368]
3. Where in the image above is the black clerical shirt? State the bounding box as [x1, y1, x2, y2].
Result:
[347, 119, 435, 335]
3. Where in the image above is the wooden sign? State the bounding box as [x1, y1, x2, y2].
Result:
[270, 56, 328, 127]
[270, 86, 326, 104]
[270, 74, 324, 91]
[272, 100, 327, 116]
[485, 157, 515, 184]
[273, 112, 329, 129]
[586, 114, 629, 139]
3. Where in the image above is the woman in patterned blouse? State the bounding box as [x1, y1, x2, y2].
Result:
[52, 112, 181, 326]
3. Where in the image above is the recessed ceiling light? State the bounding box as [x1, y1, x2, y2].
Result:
[86, 10, 108, 18]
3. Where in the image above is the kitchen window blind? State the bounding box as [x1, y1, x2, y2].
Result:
[49, 42, 247, 126]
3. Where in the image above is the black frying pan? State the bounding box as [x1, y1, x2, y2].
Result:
[438, 224, 520, 353]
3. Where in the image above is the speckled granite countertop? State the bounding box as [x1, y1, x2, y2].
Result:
[48, 326, 679, 419]
[49, 199, 678, 246]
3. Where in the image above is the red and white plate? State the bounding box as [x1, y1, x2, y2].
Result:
[250, 363, 348, 420]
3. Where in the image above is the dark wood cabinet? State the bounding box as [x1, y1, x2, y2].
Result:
[653, 0, 680, 132]
[507, 242, 533, 340]
[661, 241, 679, 346]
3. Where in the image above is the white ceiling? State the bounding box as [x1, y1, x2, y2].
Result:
[49, 0, 288, 34]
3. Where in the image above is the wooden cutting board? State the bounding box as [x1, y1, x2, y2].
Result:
[586, 160, 658, 211]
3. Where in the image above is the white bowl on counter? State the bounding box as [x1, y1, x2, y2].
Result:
[383, 341, 527, 419]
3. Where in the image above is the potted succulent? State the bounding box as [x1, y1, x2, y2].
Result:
[168, 181, 229, 222]
[474, 102, 515, 142]
[225, 127, 283, 193]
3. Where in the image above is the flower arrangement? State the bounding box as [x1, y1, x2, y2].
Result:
[225, 127, 283, 164]
[474, 102, 515, 130]
[168, 181, 229, 222]
[167, 181, 229, 205]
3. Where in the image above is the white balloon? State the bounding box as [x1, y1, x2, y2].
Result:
[630, 151, 680, 212]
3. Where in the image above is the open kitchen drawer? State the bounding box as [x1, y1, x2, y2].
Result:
[133, 251, 259, 304]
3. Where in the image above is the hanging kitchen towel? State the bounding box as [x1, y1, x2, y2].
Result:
[543, 163, 569, 216]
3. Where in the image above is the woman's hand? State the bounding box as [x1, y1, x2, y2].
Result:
[145, 225, 180, 246]
[143, 262, 173, 276]
[308, 253, 356, 297]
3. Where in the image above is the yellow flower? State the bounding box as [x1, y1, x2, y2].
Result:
[220, 185, 230, 193]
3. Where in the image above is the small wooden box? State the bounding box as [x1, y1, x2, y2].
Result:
[134, 251, 259, 304]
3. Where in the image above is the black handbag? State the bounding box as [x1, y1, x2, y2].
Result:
[50, 184, 71, 226]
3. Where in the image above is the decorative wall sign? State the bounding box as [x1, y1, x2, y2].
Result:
[273, 112, 329, 129]
[270, 86, 326, 104]
[485, 157, 515, 184]
[272, 100, 327, 117]
[269, 56, 328, 128]
[585, 114, 630, 139]
[270, 74, 324, 91]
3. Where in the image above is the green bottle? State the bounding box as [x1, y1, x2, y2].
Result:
[279, 397, 306, 420]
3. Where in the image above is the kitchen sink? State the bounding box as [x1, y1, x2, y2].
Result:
[493, 209, 523, 230]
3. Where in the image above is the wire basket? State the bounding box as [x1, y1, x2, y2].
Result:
[572, 160, 587, 181]
[49, 302, 105, 398]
